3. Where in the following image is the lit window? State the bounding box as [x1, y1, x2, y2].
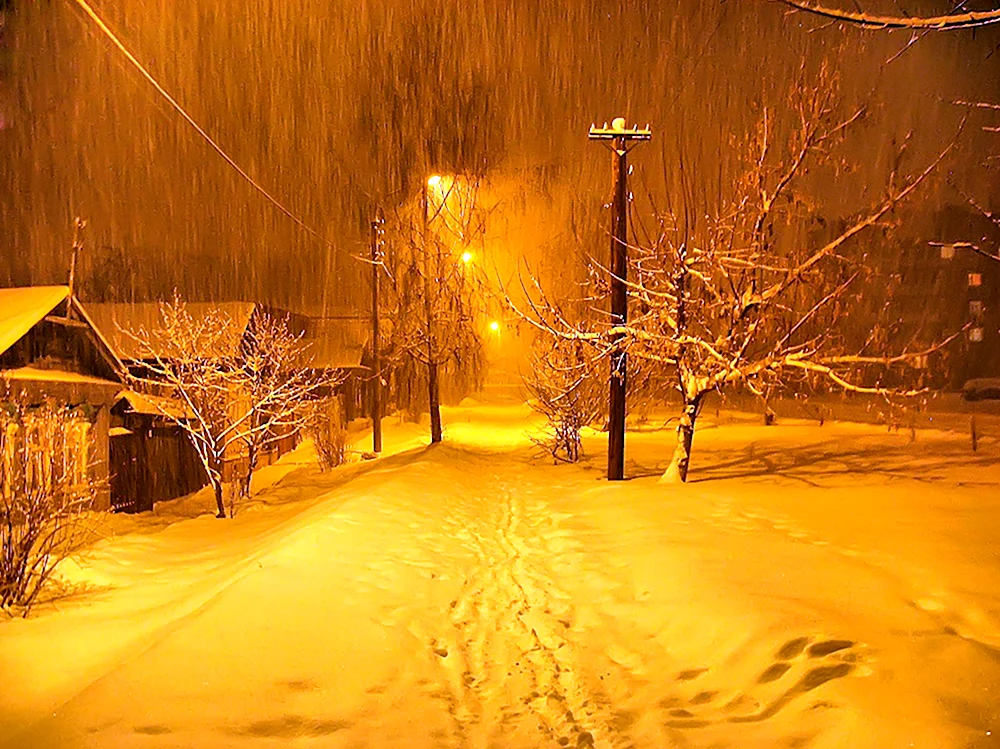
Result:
[970, 300, 984, 318]
[969, 327, 984, 343]
[940, 245, 955, 260]
[968, 273, 982, 287]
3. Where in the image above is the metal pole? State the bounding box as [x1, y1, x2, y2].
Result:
[607, 141, 628, 480]
[370, 213, 383, 453]
[422, 187, 443, 443]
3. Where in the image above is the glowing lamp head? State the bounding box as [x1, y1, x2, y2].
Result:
[427, 175, 442, 188]
[489, 321, 500, 332]
[461, 251, 473, 264]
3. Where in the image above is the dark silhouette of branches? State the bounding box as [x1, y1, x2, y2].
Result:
[0, 398, 103, 615]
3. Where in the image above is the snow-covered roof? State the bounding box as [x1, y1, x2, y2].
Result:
[115, 389, 194, 420]
[85, 302, 257, 361]
[85, 300, 366, 369]
[0, 366, 121, 387]
[0, 285, 70, 356]
[301, 317, 368, 369]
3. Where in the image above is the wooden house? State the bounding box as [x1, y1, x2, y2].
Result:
[107, 390, 206, 513]
[298, 315, 371, 422]
[87, 302, 299, 495]
[0, 286, 125, 510]
[86, 302, 369, 508]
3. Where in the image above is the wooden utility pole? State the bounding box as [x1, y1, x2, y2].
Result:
[67, 217, 86, 315]
[370, 210, 383, 453]
[589, 118, 651, 480]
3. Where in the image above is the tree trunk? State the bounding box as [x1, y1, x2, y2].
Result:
[212, 479, 226, 518]
[428, 360, 442, 443]
[661, 395, 701, 483]
[239, 442, 258, 507]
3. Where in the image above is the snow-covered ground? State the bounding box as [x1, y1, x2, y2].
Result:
[1, 402, 998, 749]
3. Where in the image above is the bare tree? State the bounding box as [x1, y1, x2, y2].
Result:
[514, 69, 961, 482]
[233, 310, 341, 507]
[945, 174, 1000, 263]
[777, 3, 1000, 260]
[775, 0, 1000, 29]
[381, 176, 487, 442]
[0, 397, 103, 615]
[121, 296, 336, 518]
[523, 334, 604, 463]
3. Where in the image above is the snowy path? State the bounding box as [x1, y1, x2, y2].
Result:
[2, 404, 999, 748]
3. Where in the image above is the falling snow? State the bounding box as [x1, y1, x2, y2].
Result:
[1, 2, 999, 747]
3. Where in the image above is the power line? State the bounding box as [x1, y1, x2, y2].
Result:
[69, 0, 328, 244]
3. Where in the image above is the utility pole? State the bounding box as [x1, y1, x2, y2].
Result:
[588, 118, 651, 481]
[370, 209, 383, 454]
[422, 182, 443, 443]
[67, 217, 86, 317]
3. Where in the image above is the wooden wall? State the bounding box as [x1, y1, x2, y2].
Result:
[110, 419, 206, 513]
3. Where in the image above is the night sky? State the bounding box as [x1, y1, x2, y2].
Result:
[0, 0, 997, 311]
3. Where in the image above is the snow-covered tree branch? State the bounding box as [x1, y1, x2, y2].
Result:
[511, 69, 961, 483]
[775, 0, 1000, 29]
[119, 296, 339, 518]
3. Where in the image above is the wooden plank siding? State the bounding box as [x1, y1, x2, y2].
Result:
[109, 420, 206, 513]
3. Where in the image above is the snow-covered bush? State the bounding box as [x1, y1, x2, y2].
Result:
[0, 399, 101, 615]
[523, 337, 603, 462]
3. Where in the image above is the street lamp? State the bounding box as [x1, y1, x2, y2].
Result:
[461, 251, 473, 264]
[422, 175, 444, 444]
[370, 207, 384, 453]
[588, 117, 651, 481]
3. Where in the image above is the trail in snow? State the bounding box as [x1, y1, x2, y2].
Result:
[338, 453, 871, 749]
[1, 404, 998, 748]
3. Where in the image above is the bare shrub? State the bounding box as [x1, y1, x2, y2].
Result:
[523, 336, 603, 462]
[309, 398, 349, 470]
[0, 399, 102, 615]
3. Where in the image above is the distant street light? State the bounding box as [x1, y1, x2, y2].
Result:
[489, 320, 500, 332]
[588, 116, 651, 481]
[461, 251, 473, 264]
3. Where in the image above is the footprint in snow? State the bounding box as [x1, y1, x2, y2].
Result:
[662, 636, 861, 729]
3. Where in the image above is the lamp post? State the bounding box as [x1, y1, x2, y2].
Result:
[588, 117, 651, 481]
[370, 208, 383, 453]
[423, 176, 443, 444]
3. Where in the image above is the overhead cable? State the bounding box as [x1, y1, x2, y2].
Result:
[70, 0, 327, 244]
